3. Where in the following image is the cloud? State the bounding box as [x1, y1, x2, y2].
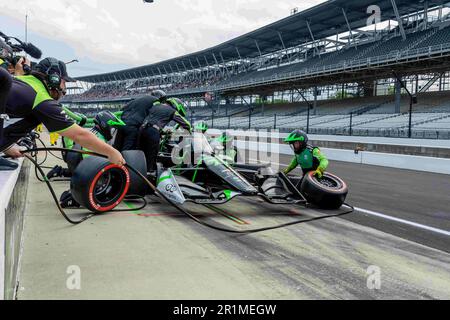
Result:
[0, 0, 326, 68]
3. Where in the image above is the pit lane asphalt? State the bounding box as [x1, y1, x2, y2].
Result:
[16, 142, 450, 299]
[273, 153, 450, 253]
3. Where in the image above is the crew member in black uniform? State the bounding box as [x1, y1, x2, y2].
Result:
[0, 57, 13, 170]
[139, 98, 191, 171]
[115, 89, 167, 150]
[0, 57, 125, 168]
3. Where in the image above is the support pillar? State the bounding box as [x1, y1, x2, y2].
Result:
[395, 78, 402, 113]
[313, 87, 318, 115]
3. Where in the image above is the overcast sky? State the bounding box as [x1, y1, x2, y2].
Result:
[0, 0, 326, 76]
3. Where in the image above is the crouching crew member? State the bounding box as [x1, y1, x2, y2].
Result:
[215, 132, 237, 164]
[283, 129, 328, 178]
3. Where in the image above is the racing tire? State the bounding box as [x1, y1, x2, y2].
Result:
[121, 150, 148, 196]
[300, 172, 348, 210]
[70, 156, 130, 213]
[65, 144, 83, 174]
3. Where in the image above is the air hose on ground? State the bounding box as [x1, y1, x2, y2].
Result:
[20, 147, 355, 233]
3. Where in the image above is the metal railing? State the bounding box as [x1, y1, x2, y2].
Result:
[200, 111, 450, 140]
[211, 43, 450, 92]
[66, 43, 450, 103]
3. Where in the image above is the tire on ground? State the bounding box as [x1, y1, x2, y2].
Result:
[65, 144, 83, 174]
[71, 156, 130, 213]
[122, 150, 148, 197]
[300, 171, 348, 209]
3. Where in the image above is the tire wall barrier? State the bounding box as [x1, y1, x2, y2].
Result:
[0, 160, 30, 300]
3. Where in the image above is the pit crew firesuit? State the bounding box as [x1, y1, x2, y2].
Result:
[140, 103, 191, 171]
[283, 129, 329, 177]
[116, 95, 159, 151]
[284, 146, 329, 175]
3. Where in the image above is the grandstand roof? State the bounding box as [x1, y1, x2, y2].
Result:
[77, 0, 445, 83]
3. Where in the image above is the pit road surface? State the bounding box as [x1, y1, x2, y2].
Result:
[17, 146, 450, 299]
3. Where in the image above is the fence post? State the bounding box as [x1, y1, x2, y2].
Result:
[306, 105, 310, 134]
[274, 114, 277, 130]
[349, 112, 353, 136]
[408, 98, 413, 138]
[248, 109, 252, 130]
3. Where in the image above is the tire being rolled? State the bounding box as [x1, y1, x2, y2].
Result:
[300, 171, 348, 209]
[70, 156, 130, 213]
[121, 150, 148, 196]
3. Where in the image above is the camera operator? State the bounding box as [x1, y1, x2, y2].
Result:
[12, 56, 31, 76]
[0, 42, 29, 76]
[0, 57, 125, 170]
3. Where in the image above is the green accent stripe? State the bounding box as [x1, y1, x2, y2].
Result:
[123, 201, 145, 215]
[107, 118, 126, 127]
[158, 174, 173, 184]
[174, 111, 192, 131]
[114, 111, 124, 118]
[191, 158, 203, 183]
[223, 190, 232, 200]
[15, 75, 53, 109]
[62, 106, 82, 122]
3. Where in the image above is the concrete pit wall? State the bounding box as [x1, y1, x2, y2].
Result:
[2, 160, 30, 300]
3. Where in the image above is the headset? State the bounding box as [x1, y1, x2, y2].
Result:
[45, 57, 62, 89]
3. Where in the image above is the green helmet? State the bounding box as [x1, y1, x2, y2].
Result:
[217, 132, 233, 144]
[167, 98, 187, 118]
[284, 129, 308, 153]
[195, 121, 209, 133]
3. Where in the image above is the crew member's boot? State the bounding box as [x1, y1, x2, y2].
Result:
[47, 165, 72, 179]
[60, 190, 80, 208]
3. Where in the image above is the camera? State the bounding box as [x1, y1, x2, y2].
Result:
[0, 31, 42, 72]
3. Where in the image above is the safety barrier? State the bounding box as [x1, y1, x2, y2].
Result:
[233, 139, 450, 175]
[211, 130, 450, 175]
[0, 159, 30, 300]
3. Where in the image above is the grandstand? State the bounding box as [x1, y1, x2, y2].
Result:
[63, 0, 450, 139]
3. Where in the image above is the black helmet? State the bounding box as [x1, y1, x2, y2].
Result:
[284, 129, 308, 154]
[94, 111, 126, 141]
[151, 89, 167, 103]
[167, 97, 188, 118]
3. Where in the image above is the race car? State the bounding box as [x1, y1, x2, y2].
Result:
[149, 132, 348, 209]
[57, 109, 348, 213]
